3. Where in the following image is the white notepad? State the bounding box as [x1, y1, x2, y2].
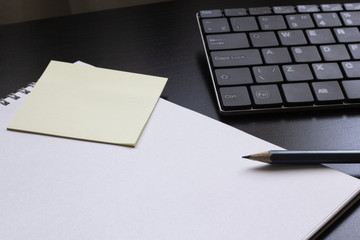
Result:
[1, 86, 360, 240]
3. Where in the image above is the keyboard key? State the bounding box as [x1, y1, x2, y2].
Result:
[273, 6, 296, 14]
[258, 15, 286, 30]
[224, 8, 247, 16]
[334, 27, 360, 42]
[341, 12, 360, 26]
[249, 7, 271, 15]
[282, 64, 313, 81]
[230, 17, 258, 31]
[215, 68, 253, 86]
[282, 83, 314, 105]
[219, 87, 251, 108]
[297, 5, 320, 12]
[306, 29, 335, 44]
[262, 47, 292, 64]
[200, 10, 222, 18]
[210, 49, 262, 67]
[278, 30, 307, 45]
[319, 44, 350, 61]
[342, 61, 360, 78]
[313, 13, 342, 27]
[250, 85, 283, 106]
[206, 33, 249, 50]
[249, 32, 278, 47]
[342, 80, 360, 100]
[312, 63, 343, 79]
[252, 66, 283, 83]
[320, 4, 343, 11]
[286, 14, 315, 29]
[344, 3, 360, 10]
[291, 46, 321, 62]
[348, 44, 360, 59]
[312, 81, 345, 103]
[202, 18, 230, 33]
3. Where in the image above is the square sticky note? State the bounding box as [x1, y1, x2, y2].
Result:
[7, 60, 167, 146]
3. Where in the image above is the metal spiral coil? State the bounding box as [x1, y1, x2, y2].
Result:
[0, 82, 36, 106]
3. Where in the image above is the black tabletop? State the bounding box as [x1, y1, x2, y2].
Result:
[1, 0, 360, 239]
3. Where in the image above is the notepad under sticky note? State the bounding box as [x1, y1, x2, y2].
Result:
[1, 85, 360, 240]
[7, 60, 167, 146]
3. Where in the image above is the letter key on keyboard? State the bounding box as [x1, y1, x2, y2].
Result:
[198, 4, 360, 114]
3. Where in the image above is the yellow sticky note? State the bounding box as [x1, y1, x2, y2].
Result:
[7, 60, 167, 146]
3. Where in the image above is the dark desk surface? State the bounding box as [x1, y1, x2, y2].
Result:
[1, 0, 360, 238]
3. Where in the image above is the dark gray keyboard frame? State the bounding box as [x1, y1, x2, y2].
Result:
[197, 4, 360, 115]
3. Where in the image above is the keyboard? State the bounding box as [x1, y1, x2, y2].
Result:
[197, 3, 360, 115]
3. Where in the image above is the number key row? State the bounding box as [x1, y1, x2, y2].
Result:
[202, 13, 360, 34]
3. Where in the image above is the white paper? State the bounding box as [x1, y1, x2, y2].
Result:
[0, 88, 360, 240]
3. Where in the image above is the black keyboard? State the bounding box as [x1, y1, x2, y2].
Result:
[197, 4, 360, 115]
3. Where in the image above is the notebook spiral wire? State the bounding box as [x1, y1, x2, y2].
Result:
[0, 82, 36, 106]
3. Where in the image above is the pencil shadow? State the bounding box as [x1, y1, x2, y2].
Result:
[249, 164, 325, 172]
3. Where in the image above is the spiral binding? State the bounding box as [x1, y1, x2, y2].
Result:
[0, 82, 36, 106]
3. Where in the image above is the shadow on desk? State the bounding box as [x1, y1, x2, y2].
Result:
[0, 0, 171, 25]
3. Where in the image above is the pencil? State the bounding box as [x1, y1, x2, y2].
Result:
[242, 150, 360, 164]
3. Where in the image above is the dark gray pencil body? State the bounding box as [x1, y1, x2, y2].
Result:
[243, 150, 360, 164]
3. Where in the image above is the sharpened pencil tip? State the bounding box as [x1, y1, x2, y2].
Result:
[242, 155, 250, 159]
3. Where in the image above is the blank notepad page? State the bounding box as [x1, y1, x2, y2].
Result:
[1, 89, 360, 240]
